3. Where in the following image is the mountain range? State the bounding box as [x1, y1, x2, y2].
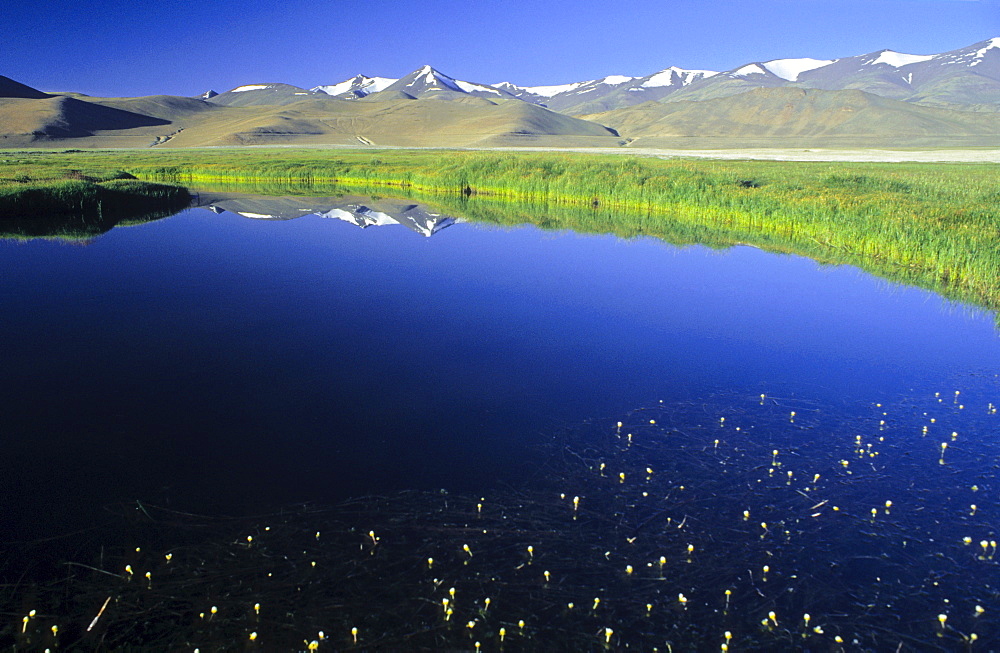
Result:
[2, 37, 999, 149]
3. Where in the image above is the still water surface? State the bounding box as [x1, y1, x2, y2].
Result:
[3, 195, 998, 541]
[5, 195, 1000, 648]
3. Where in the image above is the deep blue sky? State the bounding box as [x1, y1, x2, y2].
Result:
[3, 0, 998, 97]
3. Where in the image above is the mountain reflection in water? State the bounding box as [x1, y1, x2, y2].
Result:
[195, 192, 461, 238]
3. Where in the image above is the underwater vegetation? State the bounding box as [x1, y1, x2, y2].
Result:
[3, 386, 997, 651]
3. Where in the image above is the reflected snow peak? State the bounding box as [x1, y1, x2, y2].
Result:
[197, 193, 461, 237]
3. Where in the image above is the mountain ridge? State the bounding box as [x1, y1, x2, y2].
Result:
[3, 37, 1000, 149]
[300, 37, 1000, 113]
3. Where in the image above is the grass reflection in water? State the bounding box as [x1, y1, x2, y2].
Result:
[4, 388, 997, 651]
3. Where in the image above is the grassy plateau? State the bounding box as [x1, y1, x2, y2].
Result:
[1, 147, 999, 313]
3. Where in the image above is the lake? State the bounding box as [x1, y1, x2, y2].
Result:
[2, 192, 998, 649]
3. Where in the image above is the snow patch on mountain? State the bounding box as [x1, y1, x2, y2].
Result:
[979, 37, 1000, 52]
[454, 80, 501, 95]
[972, 37, 1000, 65]
[762, 58, 835, 81]
[369, 78, 398, 93]
[518, 82, 586, 97]
[641, 67, 718, 88]
[315, 80, 356, 95]
[871, 51, 935, 67]
[640, 70, 676, 88]
[496, 76, 633, 98]
[231, 85, 273, 93]
[403, 65, 466, 92]
[313, 76, 398, 97]
[733, 64, 767, 77]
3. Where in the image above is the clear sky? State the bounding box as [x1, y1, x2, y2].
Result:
[3, 0, 998, 97]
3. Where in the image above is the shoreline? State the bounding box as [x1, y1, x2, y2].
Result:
[204, 144, 1000, 163]
[216, 144, 1000, 163]
[5, 144, 1000, 163]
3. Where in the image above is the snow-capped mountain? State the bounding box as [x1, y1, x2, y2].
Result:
[496, 38, 1000, 112]
[759, 59, 836, 82]
[209, 37, 1000, 116]
[792, 38, 1000, 106]
[637, 67, 720, 88]
[208, 83, 323, 107]
[933, 37, 1000, 71]
[493, 68, 720, 113]
[664, 37, 1000, 107]
[9, 36, 999, 150]
[312, 66, 523, 102]
[312, 75, 397, 99]
[495, 75, 633, 101]
[378, 65, 521, 101]
[494, 75, 637, 112]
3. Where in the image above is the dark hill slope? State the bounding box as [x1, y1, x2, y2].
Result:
[0, 75, 50, 99]
[0, 96, 169, 140]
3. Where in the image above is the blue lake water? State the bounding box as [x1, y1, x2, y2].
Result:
[4, 195, 1000, 648]
[3, 198, 999, 540]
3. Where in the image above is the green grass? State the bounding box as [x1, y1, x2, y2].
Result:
[2, 148, 999, 313]
[0, 157, 191, 221]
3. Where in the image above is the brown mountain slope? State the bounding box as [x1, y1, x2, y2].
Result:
[90, 95, 220, 121]
[582, 87, 1000, 147]
[0, 82, 620, 148]
[153, 96, 619, 147]
[0, 96, 169, 141]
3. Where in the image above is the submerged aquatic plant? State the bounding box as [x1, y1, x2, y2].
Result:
[2, 386, 998, 650]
